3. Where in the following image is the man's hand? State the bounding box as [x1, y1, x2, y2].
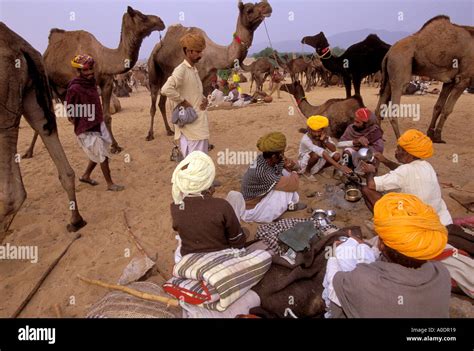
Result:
[199, 97, 208, 110]
[339, 164, 353, 175]
[181, 100, 192, 109]
[360, 161, 376, 174]
[357, 136, 369, 147]
[373, 151, 386, 162]
[284, 158, 297, 171]
[319, 131, 328, 141]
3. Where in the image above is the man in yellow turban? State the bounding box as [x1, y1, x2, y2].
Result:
[170, 151, 247, 263]
[297, 115, 352, 180]
[162, 31, 209, 158]
[323, 192, 451, 318]
[360, 129, 452, 226]
[227, 132, 306, 223]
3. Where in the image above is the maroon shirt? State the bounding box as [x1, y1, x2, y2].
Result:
[65, 77, 103, 135]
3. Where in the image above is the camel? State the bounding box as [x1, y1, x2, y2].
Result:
[130, 66, 150, 91]
[240, 56, 273, 92]
[113, 72, 133, 97]
[280, 81, 364, 138]
[146, 0, 272, 140]
[0, 22, 86, 237]
[301, 32, 390, 98]
[375, 15, 474, 142]
[22, 6, 165, 157]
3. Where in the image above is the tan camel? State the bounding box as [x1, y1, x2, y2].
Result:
[0, 22, 86, 237]
[23, 6, 165, 157]
[375, 15, 474, 142]
[130, 66, 149, 91]
[280, 81, 364, 138]
[240, 56, 273, 92]
[146, 0, 272, 140]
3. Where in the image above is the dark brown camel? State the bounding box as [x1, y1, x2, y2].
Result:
[301, 32, 390, 98]
[280, 81, 364, 138]
[240, 56, 273, 92]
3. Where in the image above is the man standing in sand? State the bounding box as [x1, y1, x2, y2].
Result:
[66, 54, 124, 192]
[162, 33, 209, 157]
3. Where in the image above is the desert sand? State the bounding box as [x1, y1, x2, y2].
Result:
[1, 79, 473, 317]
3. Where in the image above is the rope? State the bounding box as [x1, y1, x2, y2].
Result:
[262, 19, 308, 122]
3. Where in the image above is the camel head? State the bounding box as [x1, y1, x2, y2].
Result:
[280, 80, 305, 98]
[301, 32, 329, 56]
[123, 6, 165, 39]
[238, 0, 273, 31]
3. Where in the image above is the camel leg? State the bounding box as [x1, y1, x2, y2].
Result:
[353, 75, 362, 97]
[0, 126, 26, 236]
[147, 84, 159, 141]
[22, 90, 86, 232]
[158, 95, 173, 136]
[427, 82, 454, 140]
[22, 131, 39, 159]
[343, 75, 351, 98]
[430, 78, 470, 143]
[100, 77, 122, 154]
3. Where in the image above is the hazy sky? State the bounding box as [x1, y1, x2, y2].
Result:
[1, 0, 472, 58]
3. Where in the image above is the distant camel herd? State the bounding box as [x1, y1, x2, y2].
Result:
[1, 0, 473, 234]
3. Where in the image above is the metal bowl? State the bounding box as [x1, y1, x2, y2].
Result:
[312, 209, 327, 219]
[357, 147, 374, 163]
[326, 210, 336, 221]
[345, 188, 362, 202]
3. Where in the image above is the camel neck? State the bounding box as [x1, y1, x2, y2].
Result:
[98, 17, 142, 75]
[220, 19, 253, 68]
[320, 52, 344, 74]
[297, 95, 320, 117]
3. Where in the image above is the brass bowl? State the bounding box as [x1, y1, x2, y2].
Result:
[345, 188, 362, 202]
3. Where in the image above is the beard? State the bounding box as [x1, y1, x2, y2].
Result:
[354, 124, 366, 132]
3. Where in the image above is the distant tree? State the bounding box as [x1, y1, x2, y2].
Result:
[252, 47, 275, 58]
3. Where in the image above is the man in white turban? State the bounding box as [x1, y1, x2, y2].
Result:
[170, 151, 247, 263]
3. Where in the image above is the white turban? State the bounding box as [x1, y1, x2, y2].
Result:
[171, 151, 216, 205]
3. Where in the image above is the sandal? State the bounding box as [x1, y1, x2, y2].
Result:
[79, 178, 99, 186]
[107, 184, 125, 192]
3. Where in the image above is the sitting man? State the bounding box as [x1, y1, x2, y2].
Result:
[337, 107, 384, 171]
[298, 115, 352, 180]
[171, 151, 247, 263]
[360, 129, 452, 226]
[227, 132, 305, 223]
[324, 192, 451, 318]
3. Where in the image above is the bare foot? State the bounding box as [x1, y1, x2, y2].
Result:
[107, 184, 125, 192]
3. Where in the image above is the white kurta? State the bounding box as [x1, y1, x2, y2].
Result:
[298, 134, 339, 175]
[374, 160, 453, 225]
[76, 122, 111, 163]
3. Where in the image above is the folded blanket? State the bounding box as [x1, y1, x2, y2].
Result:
[163, 248, 272, 311]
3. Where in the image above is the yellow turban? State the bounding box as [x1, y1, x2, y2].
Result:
[257, 132, 287, 152]
[374, 193, 447, 260]
[171, 151, 215, 205]
[180, 33, 206, 51]
[397, 129, 434, 159]
[307, 115, 329, 131]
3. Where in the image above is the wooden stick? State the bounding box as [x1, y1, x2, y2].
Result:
[11, 232, 81, 318]
[77, 275, 179, 307]
[123, 210, 150, 258]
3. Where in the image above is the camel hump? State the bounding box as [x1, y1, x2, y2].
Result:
[48, 28, 66, 40]
[419, 15, 451, 31]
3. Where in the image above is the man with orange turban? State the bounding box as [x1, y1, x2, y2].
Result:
[360, 129, 452, 226]
[323, 192, 451, 318]
[297, 115, 352, 180]
[162, 32, 209, 158]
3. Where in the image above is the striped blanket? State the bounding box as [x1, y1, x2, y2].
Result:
[163, 248, 272, 311]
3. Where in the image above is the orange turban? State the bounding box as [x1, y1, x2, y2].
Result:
[307, 115, 329, 131]
[180, 33, 206, 51]
[397, 129, 434, 159]
[374, 193, 447, 260]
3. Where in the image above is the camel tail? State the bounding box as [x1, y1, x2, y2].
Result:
[21, 47, 57, 134]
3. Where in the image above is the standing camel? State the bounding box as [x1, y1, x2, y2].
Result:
[23, 6, 165, 157]
[0, 23, 86, 236]
[376, 15, 474, 142]
[146, 0, 272, 140]
[301, 33, 390, 98]
[280, 81, 364, 138]
[240, 56, 273, 92]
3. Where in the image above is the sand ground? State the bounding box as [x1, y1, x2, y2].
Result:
[1, 79, 473, 317]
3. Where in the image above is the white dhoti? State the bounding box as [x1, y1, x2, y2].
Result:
[179, 133, 209, 158]
[298, 150, 339, 175]
[226, 189, 299, 223]
[76, 122, 112, 163]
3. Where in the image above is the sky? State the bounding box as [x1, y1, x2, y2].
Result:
[1, 0, 472, 59]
